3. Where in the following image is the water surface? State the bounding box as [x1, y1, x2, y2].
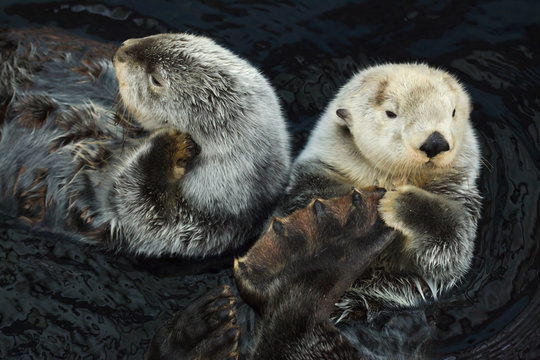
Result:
[0, 0, 539, 358]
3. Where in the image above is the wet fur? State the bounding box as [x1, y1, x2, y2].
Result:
[109, 33, 291, 257]
[0, 28, 290, 257]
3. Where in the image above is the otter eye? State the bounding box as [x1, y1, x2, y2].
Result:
[150, 75, 162, 87]
[385, 111, 397, 119]
[452, 108, 456, 117]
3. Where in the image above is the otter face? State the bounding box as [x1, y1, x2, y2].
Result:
[113, 33, 249, 131]
[337, 64, 472, 177]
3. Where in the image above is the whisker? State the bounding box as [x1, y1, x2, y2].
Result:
[480, 156, 494, 172]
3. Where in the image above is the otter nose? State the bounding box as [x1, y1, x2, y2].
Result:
[419, 131, 450, 158]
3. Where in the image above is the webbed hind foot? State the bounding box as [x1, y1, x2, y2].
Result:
[146, 285, 240, 360]
[234, 188, 393, 314]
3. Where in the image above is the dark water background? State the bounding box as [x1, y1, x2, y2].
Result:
[0, 0, 539, 359]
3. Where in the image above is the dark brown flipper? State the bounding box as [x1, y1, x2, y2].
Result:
[234, 188, 391, 316]
[146, 285, 240, 360]
[235, 188, 394, 359]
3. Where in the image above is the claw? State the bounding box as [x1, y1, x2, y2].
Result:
[224, 327, 240, 342]
[313, 199, 326, 216]
[272, 218, 285, 235]
[352, 189, 363, 207]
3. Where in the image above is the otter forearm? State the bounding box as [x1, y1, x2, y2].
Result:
[379, 183, 481, 294]
[253, 321, 360, 360]
[105, 130, 218, 256]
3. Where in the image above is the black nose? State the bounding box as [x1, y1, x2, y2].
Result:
[419, 131, 450, 158]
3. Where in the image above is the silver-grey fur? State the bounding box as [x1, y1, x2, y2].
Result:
[0, 28, 290, 257]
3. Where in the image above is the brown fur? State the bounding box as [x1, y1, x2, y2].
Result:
[147, 189, 393, 359]
[13, 95, 57, 129]
[234, 188, 389, 315]
[146, 286, 240, 360]
[374, 79, 389, 106]
[71, 58, 105, 81]
[17, 168, 49, 225]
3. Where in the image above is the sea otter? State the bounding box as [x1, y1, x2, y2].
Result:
[0, 28, 290, 257]
[281, 63, 482, 319]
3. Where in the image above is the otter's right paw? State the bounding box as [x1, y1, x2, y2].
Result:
[234, 188, 393, 314]
[146, 285, 240, 360]
[141, 129, 200, 181]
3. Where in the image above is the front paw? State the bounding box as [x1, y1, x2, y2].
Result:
[143, 129, 200, 181]
[378, 185, 415, 238]
[379, 185, 454, 243]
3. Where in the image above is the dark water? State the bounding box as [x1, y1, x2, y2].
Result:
[0, 0, 539, 359]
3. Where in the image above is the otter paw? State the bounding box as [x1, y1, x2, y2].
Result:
[146, 285, 240, 360]
[143, 129, 200, 181]
[379, 185, 412, 236]
[380, 185, 461, 252]
[235, 188, 392, 313]
[379, 184, 441, 239]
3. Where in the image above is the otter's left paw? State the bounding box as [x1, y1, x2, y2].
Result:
[142, 129, 200, 181]
[146, 285, 240, 360]
[379, 185, 453, 244]
[378, 185, 416, 238]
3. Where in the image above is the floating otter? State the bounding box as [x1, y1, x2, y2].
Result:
[147, 189, 394, 360]
[0, 28, 290, 257]
[281, 63, 482, 318]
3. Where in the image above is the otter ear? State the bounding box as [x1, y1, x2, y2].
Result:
[336, 108, 352, 127]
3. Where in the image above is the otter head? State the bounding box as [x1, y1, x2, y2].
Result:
[113, 33, 250, 133]
[335, 63, 473, 179]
